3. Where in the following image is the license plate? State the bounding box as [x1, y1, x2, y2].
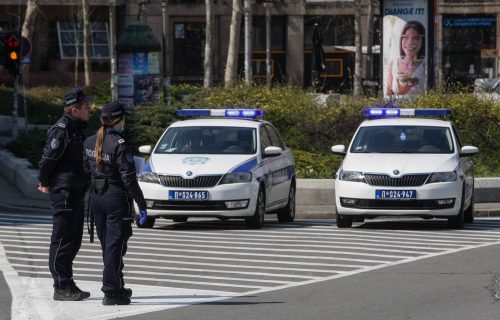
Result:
[375, 190, 416, 200]
[169, 190, 209, 201]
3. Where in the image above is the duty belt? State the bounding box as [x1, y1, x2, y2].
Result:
[90, 178, 124, 194]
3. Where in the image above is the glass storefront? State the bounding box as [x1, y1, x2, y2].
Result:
[442, 14, 497, 86]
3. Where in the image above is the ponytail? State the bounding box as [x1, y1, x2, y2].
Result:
[95, 116, 123, 171]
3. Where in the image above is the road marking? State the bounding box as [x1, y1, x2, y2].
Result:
[3, 215, 500, 319]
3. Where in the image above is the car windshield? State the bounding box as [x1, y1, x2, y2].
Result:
[154, 126, 257, 154]
[350, 125, 454, 154]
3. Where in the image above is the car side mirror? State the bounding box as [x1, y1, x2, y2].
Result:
[138, 145, 152, 154]
[460, 146, 479, 157]
[331, 145, 346, 156]
[264, 146, 282, 157]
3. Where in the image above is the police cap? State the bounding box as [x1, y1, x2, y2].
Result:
[63, 88, 93, 108]
[101, 101, 132, 119]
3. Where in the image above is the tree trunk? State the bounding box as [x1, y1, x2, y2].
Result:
[366, 0, 374, 80]
[22, 0, 38, 40]
[243, 0, 253, 86]
[82, 0, 92, 87]
[353, 0, 362, 96]
[203, 0, 214, 88]
[224, 0, 242, 87]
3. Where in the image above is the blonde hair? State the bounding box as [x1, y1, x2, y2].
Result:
[95, 116, 123, 171]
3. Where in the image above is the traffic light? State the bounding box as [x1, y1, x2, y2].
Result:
[0, 32, 21, 76]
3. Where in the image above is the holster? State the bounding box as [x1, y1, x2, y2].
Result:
[91, 178, 108, 194]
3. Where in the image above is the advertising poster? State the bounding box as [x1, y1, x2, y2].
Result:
[148, 52, 160, 74]
[117, 53, 133, 74]
[133, 52, 149, 75]
[134, 74, 155, 104]
[383, 0, 428, 98]
[117, 74, 134, 97]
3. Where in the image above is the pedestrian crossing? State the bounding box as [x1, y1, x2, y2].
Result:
[2, 213, 500, 319]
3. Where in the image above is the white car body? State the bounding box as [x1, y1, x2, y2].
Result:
[136, 117, 295, 227]
[333, 116, 478, 227]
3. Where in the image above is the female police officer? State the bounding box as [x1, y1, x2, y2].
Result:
[83, 101, 148, 305]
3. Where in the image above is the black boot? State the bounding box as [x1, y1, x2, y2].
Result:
[102, 291, 131, 306]
[121, 287, 132, 299]
[53, 284, 90, 301]
[69, 280, 91, 299]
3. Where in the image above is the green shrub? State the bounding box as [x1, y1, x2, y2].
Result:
[5, 129, 47, 169]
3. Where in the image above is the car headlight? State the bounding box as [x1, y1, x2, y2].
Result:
[339, 170, 366, 183]
[137, 172, 160, 184]
[220, 172, 252, 184]
[427, 171, 457, 183]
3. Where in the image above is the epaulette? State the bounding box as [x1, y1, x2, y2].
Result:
[57, 122, 66, 129]
[118, 138, 125, 144]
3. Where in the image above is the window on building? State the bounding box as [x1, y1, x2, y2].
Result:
[246, 16, 287, 51]
[304, 15, 354, 48]
[57, 21, 110, 59]
[442, 14, 496, 85]
[0, 21, 12, 32]
[173, 22, 205, 76]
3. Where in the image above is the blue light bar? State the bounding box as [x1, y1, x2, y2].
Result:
[176, 109, 264, 118]
[363, 108, 452, 118]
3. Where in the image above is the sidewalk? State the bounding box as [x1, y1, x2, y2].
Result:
[0, 170, 499, 218]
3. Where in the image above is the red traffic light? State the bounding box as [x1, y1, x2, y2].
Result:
[0, 32, 21, 76]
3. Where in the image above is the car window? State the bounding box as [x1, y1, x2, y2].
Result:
[260, 125, 272, 154]
[154, 126, 257, 154]
[350, 125, 454, 154]
[264, 125, 285, 149]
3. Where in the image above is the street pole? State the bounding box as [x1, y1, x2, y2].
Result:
[21, 66, 28, 133]
[244, 0, 253, 86]
[110, 0, 118, 101]
[264, 3, 272, 90]
[162, 0, 171, 105]
[11, 75, 19, 139]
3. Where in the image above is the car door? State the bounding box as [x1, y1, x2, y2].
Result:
[264, 124, 292, 208]
[259, 125, 274, 207]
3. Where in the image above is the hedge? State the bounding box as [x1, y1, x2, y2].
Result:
[4, 83, 500, 178]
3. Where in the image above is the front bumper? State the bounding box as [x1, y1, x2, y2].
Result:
[136, 180, 259, 218]
[335, 179, 463, 217]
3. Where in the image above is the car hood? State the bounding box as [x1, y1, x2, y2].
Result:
[146, 154, 258, 177]
[342, 153, 458, 175]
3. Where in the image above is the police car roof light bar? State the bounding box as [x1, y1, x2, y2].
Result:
[176, 109, 264, 118]
[363, 108, 452, 118]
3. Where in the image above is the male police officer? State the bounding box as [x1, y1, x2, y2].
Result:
[38, 88, 92, 301]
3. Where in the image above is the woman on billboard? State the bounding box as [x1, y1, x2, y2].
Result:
[386, 21, 425, 96]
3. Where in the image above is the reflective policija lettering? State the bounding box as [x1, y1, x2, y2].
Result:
[272, 168, 289, 186]
[85, 149, 111, 163]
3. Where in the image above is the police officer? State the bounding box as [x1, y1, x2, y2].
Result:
[38, 88, 92, 301]
[83, 101, 148, 306]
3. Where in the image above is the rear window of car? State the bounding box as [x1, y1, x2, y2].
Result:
[350, 125, 454, 154]
[155, 126, 257, 154]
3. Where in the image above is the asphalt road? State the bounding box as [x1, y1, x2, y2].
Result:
[1, 212, 500, 319]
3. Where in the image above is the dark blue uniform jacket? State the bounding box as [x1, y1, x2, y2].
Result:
[83, 128, 147, 211]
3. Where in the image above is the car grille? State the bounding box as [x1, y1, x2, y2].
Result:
[340, 198, 455, 210]
[364, 174, 430, 187]
[158, 175, 222, 188]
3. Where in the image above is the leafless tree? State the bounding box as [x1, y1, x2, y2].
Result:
[83, 0, 92, 86]
[203, 0, 214, 88]
[224, 0, 242, 86]
[353, 0, 362, 95]
[243, 0, 253, 86]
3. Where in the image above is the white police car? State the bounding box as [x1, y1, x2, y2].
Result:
[331, 108, 479, 229]
[135, 109, 296, 228]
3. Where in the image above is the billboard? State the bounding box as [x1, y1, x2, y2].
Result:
[383, 0, 428, 98]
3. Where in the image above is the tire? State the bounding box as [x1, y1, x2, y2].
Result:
[135, 215, 155, 229]
[172, 217, 188, 223]
[277, 184, 296, 223]
[464, 193, 474, 224]
[246, 188, 265, 229]
[448, 187, 465, 229]
[335, 206, 352, 228]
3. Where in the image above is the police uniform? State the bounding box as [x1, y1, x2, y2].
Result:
[38, 88, 92, 300]
[83, 102, 146, 304]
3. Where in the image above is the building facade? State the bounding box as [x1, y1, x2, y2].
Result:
[0, 0, 499, 92]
